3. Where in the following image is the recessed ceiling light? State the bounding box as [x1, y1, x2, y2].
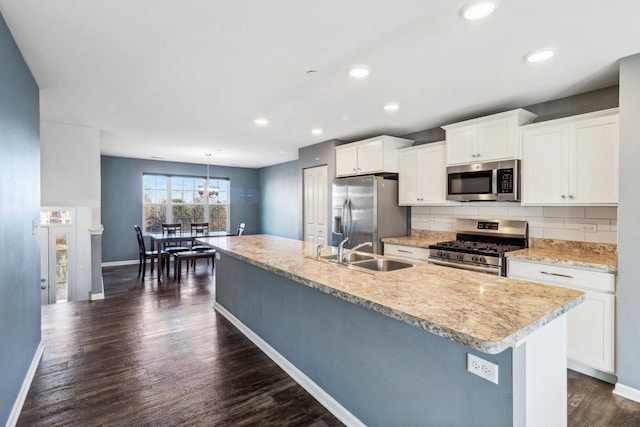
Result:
[349, 66, 370, 78]
[311, 128, 324, 135]
[461, 2, 496, 20]
[384, 102, 400, 112]
[525, 48, 555, 63]
[254, 117, 268, 126]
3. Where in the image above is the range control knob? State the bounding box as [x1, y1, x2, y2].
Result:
[456, 254, 464, 260]
[471, 256, 478, 262]
[479, 257, 487, 264]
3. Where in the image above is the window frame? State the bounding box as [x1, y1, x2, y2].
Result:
[142, 173, 230, 233]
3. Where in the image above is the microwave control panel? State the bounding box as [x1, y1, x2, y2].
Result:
[497, 168, 514, 194]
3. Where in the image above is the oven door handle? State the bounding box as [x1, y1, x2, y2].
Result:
[428, 258, 500, 275]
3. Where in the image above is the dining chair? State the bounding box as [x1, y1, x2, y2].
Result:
[160, 223, 190, 276]
[160, 223, 190, 254]
[237, 222, 246, 236]
[134, 225, 169, 279]
[190, 222, 210, 252]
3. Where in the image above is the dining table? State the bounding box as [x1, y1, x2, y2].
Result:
[146, 231, 227, 281]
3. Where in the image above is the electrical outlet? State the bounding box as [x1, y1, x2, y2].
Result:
[579, 224, 597, 232]
[467, 353, 499, 384]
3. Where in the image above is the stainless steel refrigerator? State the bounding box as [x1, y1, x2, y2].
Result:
[331, 175, 408, 254]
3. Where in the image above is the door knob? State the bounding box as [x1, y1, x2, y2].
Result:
[41, 286, 47, 290]
[41, 278, 46, 282]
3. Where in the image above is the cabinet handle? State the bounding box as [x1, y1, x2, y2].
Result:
[540, 271, 574, 279]
[476, 153, 481, 157]
[569, 195, 574, 199]
[561, 195, 566, 199]
[353, 168, 357, 171]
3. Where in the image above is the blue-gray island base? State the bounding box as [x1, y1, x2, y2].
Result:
[200, 235, 580, 426]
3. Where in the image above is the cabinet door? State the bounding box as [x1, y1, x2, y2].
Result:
[477, 118, 515, 161]
[569, 115, 619, 204]
[357, 139, 384, 174]
[567, 290, 615, 373]
[421, 144, 448, 203]
[336, 145, 358, 177]
[446, 125, 476, 165]
[398, 150, 422, 205]
[521, 125, 570, 204]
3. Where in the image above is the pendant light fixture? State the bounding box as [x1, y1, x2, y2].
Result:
[198, 153, 218, 198]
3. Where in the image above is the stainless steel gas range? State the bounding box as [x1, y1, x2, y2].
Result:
[428, 219, 528, 276]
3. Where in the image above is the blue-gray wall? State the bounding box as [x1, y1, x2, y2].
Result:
[101, 156, 260, 262]
[617, 55, 640, 391]
[258, 160, 302, 240]
[217, 255, 518, 426]
[0, 12, 41, 425]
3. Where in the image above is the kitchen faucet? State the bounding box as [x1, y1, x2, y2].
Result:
[345, 241, 373, 263]
[337, 237, 349, 264]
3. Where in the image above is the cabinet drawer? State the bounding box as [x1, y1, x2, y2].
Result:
[384, 244, 430, 261]
[508, 260, 615, 293]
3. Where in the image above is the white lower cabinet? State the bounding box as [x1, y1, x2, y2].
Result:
[384, 243, 429, 262]
[508, 259, 616, 380]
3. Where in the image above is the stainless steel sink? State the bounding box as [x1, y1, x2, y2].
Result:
[350, 258, 415, 273]
[321, 253, 375, 263]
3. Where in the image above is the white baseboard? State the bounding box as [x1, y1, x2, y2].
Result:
[101, 259, 138, 267]
[568, 361, 617, 384]
[213, 302, 365, 427]
[90, 292, 105, 301]
[613, 382, 640, 404]
[6, 341, 45, 427]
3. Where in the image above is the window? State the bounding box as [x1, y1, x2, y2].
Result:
[143, 174, 230, 233]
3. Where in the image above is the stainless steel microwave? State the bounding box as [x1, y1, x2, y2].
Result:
[446, 159, 520, 202]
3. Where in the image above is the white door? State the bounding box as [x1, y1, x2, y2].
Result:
[40, 227, 51, 304]
[303, 165, 328, 247]
[40, 224, 73, 304]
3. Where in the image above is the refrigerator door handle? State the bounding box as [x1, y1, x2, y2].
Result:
[345, 198, 353, 242]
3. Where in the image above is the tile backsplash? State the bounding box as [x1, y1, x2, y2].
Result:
[410, 204, 617, 244]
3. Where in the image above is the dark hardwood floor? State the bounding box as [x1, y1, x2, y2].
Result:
[17, 263, 640, 426]
[17, 263, 343, 427]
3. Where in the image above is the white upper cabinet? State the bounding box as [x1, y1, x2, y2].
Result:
[335, 135, 413, 177]
[443, 109, 537, 165]
[521, 109, 619, 205]
[398, 141, 454, 206]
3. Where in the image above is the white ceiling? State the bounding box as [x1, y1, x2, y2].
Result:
[1, 0, 639, 168]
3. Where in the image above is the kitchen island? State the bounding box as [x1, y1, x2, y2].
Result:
[198, 235, 584, 427]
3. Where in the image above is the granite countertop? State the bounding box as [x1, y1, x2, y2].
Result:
[381, 235, 441, 249]
[506, 239, 617, 274]
[197, 235, 584, 354]
[382, 230, 455, 249]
